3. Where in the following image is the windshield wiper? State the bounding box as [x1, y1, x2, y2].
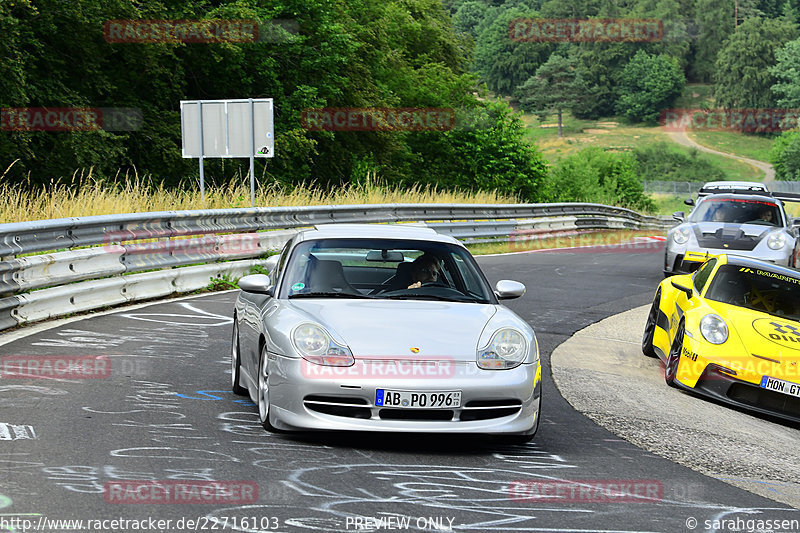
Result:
[289, 292, 372, 299]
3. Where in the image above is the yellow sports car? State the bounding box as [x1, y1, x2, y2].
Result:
[642, 254, 800, 421]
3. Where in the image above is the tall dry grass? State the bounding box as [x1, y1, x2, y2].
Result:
[0, 164, 519, 223]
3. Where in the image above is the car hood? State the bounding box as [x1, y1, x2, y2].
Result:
[689, 222, 774, 252]
[720, 305, 800, 364]
[290, 299, 498, 360]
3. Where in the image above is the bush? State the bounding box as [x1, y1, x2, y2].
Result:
[405, 101, 549, 201]
[633, 142, 725, 182]
[545, 147, 655, 212]
[615, 51, 685, 123]
[770, 130, 800, 180]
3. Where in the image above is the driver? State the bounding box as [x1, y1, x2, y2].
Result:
[758, 206, 776, 223]
[407, 253, 442, 289]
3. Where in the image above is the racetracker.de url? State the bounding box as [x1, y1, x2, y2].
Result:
[0, 515, 283, 532]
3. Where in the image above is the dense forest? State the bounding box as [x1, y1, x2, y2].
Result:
[1, 0, 800, 207]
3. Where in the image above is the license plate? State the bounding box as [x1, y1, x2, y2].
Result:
[759, 376, 800, 398]
[375, 389, 461, 409]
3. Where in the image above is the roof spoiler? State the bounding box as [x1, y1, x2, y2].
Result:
[696, 188, 800, 203]
[697, 188, 772, 198]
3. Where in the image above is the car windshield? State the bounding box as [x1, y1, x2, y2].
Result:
[705, 264, 800, 319]
[280, 238, 494, 303]
[689, 198, 781, 225]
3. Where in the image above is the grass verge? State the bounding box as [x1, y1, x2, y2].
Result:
[0, 169, 520, 223]
[685, 131, 774, 163]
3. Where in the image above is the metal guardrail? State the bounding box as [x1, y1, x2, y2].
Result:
[0, 203, 673, 332]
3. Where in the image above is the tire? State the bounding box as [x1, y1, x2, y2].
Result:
[664, 321, 684, 388]
[257, 346, 277, 432]
[231, 321, 247, 396]
[641, 291, 660, 358]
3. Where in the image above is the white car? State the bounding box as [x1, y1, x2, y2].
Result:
[231, 224, 542, 442]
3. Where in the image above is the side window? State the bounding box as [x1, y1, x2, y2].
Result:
[273, 239, 293, 288]
[693, 258, 717, 293]
[452, 254, 482, 295]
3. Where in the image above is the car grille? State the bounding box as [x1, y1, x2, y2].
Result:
[304, 395, 523, 422]
[727, 383, 800, 418]
[304, 395, 371, 419]
[460, 399, 523, 421]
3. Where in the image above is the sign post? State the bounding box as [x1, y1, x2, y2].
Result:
[180, 98, 274, 206]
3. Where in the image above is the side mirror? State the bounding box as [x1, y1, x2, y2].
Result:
[238, 274, 273, 295]
[672, 211, 686, 222]
[263, 254, 280, 273]
[495, 280, 526, 300]
[684, 198, 695, 206]
[671, 278, 693, 299]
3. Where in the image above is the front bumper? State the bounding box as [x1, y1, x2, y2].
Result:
[265, 354, 541, 434]
[677, 363, 800, 423]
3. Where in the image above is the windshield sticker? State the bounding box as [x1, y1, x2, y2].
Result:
[291, 282, 305, 292]
[739, 267, 800, 285]
[707, 198, 776, 206]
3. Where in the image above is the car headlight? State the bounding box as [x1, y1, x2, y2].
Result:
[477, 328, 528, 370]
[767, 232, 787, 250]
[292, 323, 354, 366]
[700, 314, 728, 345]
[672, 227, 691, 245]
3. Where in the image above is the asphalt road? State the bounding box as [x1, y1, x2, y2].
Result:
[1, 244, 798, 533]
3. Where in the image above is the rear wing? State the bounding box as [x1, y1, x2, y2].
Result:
[771, 191, 800, 203]
[695, 188, 800, 205]
[697, 187, 772, 199]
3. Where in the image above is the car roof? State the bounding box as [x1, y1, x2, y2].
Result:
[297, 223, 463, 245]
[720, 254, 800, 278]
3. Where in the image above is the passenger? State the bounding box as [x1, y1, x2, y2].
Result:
[407, 253, 442, 289]
[711, 207, 726, 222]
[758, 207, 776, 224]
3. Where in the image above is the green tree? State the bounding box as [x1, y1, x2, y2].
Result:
[713, 17, 798, 112]
[545, 147, 655, 211]
[3, 0, 535, 198]
[570, 43, 643, 119]
[692, 0, 735, 82]
[406, 102, 550, 201]
[770, 38, 800, 107]
[473, 7, 554, 95]
[615, 50, 685, 123]
[453, 1, 487, 37]
[517, 54, 587, 137]
[631, 0, 691, 68]
[770, 130, 800, 179]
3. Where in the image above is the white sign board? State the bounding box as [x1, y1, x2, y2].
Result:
[180, 98, 273, 158]
[179, 98, 274, 206]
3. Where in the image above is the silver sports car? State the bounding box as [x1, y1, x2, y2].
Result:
[231, 224, 541, 441]
[665, 192, 800, 276]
